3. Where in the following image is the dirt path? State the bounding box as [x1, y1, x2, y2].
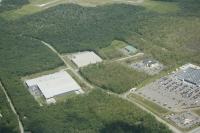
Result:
[0, 81, 24, 133]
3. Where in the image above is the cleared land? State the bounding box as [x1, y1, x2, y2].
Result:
[0, 0, 69, 20]
[0, 0, 180, 20]
[98, 40, 127, 60]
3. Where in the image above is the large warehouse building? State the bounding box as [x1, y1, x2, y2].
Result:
[71, 51, 102, 67]
[177, 67, 200, 87]
[25, 71, 82, 99]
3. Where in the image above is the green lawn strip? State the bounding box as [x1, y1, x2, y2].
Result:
[99, 47, 126, 60]
[128, 93, 170, 115]
[110, 40, 128, 48]
[122, 54, 146, 64]
[55, 92, 77, 102]
[66, 69, 90, 91]
[138, 0, 180, 13]
[1, 0, 69, 20]
[193, 109, 200, 116]
[62, 56, 78, 70]
[22, 66, 67, 80]
[99, 40, 128, 60]
[128, 93, 188, 132]
[1, 0, 180, 20]
[37, 96, 46, 105]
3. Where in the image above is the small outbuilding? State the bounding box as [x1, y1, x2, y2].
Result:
[124, 45, 137, 52]
[143, 59, 158, 67]
[46, 98, 56, 104]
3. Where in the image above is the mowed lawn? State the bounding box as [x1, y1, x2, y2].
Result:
[1, 0, 180, 20]
[138, 0, 180, 13]
[0, 0, 70, 20]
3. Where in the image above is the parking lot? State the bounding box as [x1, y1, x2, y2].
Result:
[137, 72, 200, 111]
[133, 71, 200, 129]
[131, 61, 164, 75]
[166, 111, 200, 130]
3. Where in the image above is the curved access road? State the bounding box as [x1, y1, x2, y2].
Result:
[41, 41, 94, 89]
[123, 91, 182, 133]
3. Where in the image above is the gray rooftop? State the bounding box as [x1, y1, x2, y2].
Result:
[177, 67, 200, 86]
[143, 59, 157, 65]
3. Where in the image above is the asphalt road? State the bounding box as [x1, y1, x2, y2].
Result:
[117, 52, 144, 61]
[0, 81, 24, 133]
[42, 41, 184, 133]
[42, 41, 94, 89]
[123, 91, 183, 133]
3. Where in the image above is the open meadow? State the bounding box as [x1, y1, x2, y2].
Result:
[1, 0, 179, 20]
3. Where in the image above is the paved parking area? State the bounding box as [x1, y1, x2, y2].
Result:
[137, 72, 200, 112]
[131, 61, 164, 75]
[166, 111, 200, 130]
[134, 71, 200, 130]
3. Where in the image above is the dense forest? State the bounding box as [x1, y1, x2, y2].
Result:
[8, 0, 197, 68]
[0, 86, 19, 133]
[0, 0, 29, 13]
[80, 62, 149, 93]
[24, 89, 173, 133]
[19, 4, 146, 53]
[0, 0, 199, 132]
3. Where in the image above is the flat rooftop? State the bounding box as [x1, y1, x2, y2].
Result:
[177, 67, 200, 86]
[26, 71, 81, 99]
[71, 51, 102, 67]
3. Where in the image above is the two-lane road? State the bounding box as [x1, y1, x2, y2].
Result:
[42, 41, 94, 89]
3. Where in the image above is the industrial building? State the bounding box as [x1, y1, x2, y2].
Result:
[71, 51, 102, 67]
[177, 67, 200, 87]
[25, 71, 82, 99]
[124, 45, 137, 52]
[143, 59, 158, 67]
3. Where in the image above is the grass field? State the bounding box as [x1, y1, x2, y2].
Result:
[55, 92, 77, 102]
[66, 69, 91, 91]
[1, 0, 70, 20]
[193, 109, 200, 117]
[98, 40, 127, 60]
[0, 0, 180, 20]
[137, 0, 179, 13]
[37, 96, 46, 105]
[62, 56, 78, 70]
[128, 93, 170, 115]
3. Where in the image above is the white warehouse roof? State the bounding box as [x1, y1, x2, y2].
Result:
[25, 71, 81, 99]
[71, 51, 102, 67]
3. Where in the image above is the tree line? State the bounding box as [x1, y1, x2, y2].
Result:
[80, 62, 149, 94]
[0, 0, 29, 13]
[0, 0, 199, 132]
